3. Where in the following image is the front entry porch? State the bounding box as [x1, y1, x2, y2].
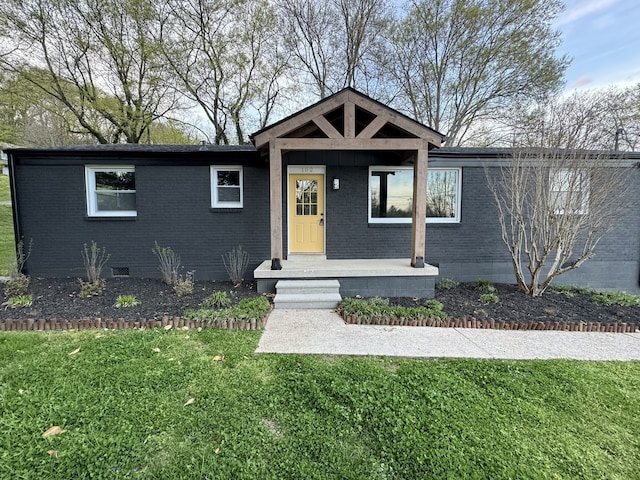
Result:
[254, 257, 439, 298]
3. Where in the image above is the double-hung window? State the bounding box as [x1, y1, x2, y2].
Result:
[85, 166, 136, 217]
[549, 169, 589, 215]
[211, 166, 243, 208]
[369, 167, 461, 223]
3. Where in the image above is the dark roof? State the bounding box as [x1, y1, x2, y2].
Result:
[5, 143, 258, 155]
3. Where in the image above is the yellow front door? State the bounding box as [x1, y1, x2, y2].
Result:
[289, 173, 325, 253]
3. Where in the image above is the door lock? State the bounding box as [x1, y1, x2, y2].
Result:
[319, 213, 324, 226]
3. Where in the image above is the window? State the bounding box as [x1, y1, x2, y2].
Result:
[85, 166, 136, 217]
[369, 167, 461, 223]
[549, 170, 589, 214]
[211, 166, 243, 208]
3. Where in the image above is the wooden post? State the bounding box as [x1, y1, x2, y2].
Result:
[411, 147, 428, 267]
[269, 140, 283, 269]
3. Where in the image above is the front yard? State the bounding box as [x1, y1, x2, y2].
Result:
[1, 328, 639, 479]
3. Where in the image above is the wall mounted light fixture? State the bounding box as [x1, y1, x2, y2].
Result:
[332, 177, 340, 191]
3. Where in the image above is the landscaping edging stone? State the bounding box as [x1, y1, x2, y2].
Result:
[0, 311, 271, 332]
[338, 310, 639, 333]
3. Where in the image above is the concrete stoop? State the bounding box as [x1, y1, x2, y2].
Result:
[274, 279, 342, 309]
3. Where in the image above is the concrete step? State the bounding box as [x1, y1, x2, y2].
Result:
[274, 280, 342, 309]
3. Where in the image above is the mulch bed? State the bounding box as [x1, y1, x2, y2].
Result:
[0, 278, 638, 332]
[0, 277, 265, 331]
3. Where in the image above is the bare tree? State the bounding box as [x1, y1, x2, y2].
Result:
[277, 0, 391, 99]
[486, 121, 636, 296]
[390, 0, 568, 145]
[157, 0, 289, 144]
[0, 0, 178, 144]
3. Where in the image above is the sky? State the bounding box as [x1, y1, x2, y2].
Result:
[556, 0, 640, 91]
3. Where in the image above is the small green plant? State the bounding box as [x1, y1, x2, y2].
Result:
[223, 245, 250, 287]
[339, 297, 447, 321]
[202, 291, 232, 309]
[174, 271, 194, 296]
[549, 285, 594, 297]
[475, 279, 496, 293]
[436, 278, 459, 290]
[114, 295, 140, 308]
[4, 239, 32, 298]
[79, 278, 106, 298]
[152, 242, 180, 285]
[480, 293, 499, 304]
[592, 291, 640, 307]
[3, 294, 33, 308]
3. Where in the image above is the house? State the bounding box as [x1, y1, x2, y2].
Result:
[6, 88, 640, 298]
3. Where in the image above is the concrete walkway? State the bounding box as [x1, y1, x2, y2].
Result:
[256, 309, 640, 360]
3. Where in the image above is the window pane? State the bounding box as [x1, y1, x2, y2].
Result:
[96, 191, 136, 211]
[217, 186, 241, 202]
[295, 179, 318, 216]
[96, 171, 135, 191]
[427, 170, 458, 218]
[217, 171, 240, 186]
[370, 170, 413, 218]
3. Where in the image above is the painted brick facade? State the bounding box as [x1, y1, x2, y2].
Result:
[8, 146, 640, 293]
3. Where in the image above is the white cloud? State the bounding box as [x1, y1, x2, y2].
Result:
[556, 0, 616, 27]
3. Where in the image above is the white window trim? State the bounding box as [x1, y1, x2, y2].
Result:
[85, 166, 136, 217]
[549, 169, 590, 215]
[211, 166, 243, 208]
[368, 166, 462, 224]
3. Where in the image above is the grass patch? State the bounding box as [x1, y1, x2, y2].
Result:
[592, 291, 640, 307]
[0, 330, 638, 478]
[0, 175, 10, 202]
[0, 204, 14, 276]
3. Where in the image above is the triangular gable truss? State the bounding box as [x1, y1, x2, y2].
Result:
[252, 88, 443, 151]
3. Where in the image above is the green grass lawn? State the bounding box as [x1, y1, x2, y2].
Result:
[0, 175, 14, 275]
[1, 330, 638, 479]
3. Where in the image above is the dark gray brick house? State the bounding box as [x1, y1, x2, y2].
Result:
[7, 89, 640, 296]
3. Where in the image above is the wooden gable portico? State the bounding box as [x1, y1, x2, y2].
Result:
[251, 88, 444, 273]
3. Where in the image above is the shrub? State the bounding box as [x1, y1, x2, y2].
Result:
[114, 295, 140, 308]
[223, 245, 250, 287]
[436, 278, 459, 290]
[592, 291, 640, 307]
[82, 241, 110, 284]
[202, 291, 232, 309]
[79, 279, 105, 298]
[475, 279, 496, 293]
[339, 297, 447, 321]
[3, 294, 33, 308]
[4, 239, 32, 298]
[152, 242, 180, 285]
[480, 293, 499, 304]
[174, 271, 194, 296]
[184, 296, 269, 322]
[4, 273, 30, 298]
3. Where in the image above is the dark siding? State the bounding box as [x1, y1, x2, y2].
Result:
[14, 154, 270, 280]
[11, 148, 640, 293]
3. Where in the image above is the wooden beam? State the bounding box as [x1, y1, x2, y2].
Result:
[253, 90, 352, 147]
[312, 115, 343, 139]
[356, 115, 387, 139]
[269, 141, 283, 269]
[411, 149, 428, 267]
[275, 137, 429, 151]
[344, 102, 355, 138]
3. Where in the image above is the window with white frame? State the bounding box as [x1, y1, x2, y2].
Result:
[549, 169, 589, 214]
[369, 167, 461, 223]
[211, 166, 243, 208]
[85, 166, 136, 217]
